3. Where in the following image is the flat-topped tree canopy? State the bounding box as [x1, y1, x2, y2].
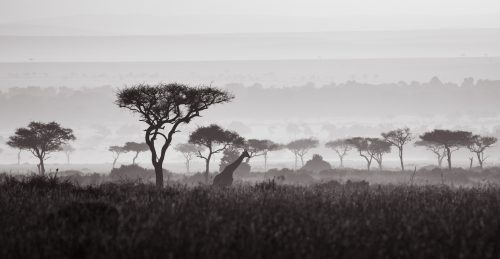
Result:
[116, 83, 233, 187]
[7, 121, 75, 175]
[116, 83, 233, 127]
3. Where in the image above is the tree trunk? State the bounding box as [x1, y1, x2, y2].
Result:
[438, 156, 443, 168]
[39, 157, 45, 176]
[377, 160, 383, 170]
[446, 147, 452, 170]
[153, 162, 164, 188]
[300, 155, 304, 168]
[112, 157, 118, 169]
[367, 160, 371, 171]
[204, 154, 212, 184]
[477, 152, 483, 169]
[399, 149, 405, 172]
[133, 152, 139, 165]
[264, 153, 268, 172]
[186, 159, 190, 174]
[339, 156, 344, 168]
[469, 157, 474, 169]
[66, 153, 70, 164]
[17, 150, 21, 165]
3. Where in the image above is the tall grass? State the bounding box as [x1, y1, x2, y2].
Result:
[0, 176, 499, 258]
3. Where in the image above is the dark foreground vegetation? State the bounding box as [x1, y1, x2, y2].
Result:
[1, 176, 500, 259]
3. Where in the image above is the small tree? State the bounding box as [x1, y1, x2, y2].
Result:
[61, 144, 75, 164]
[467, 135, 497, 169]
[369, 138, 392, 170]
[109, 146, 126, 169]
[325, 139, 351, 168]
[7, 122, 75, 175]
[116, 83, 233, 187]
[415, 140, 447, 168]
[175, 143, 204, 174]
[245, 139, 268, 163]
[261, 140, 282, 172]
[286, 138, 319, 170]
[346, 137, 375, 171]
[123, 142, 149, 165]
[17, 148, 22, 165]
[189, 124, 245, 183]
[420, 129, 472, 170]
[381, 128, 412, 171]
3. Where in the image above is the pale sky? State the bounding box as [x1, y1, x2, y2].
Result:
[1, 0, 499, 23]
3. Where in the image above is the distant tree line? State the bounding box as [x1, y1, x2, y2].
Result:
[4, 82, 499, 189]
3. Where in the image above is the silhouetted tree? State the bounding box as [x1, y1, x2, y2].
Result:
[369, 139, 392, 170]
[175, 143, 204, 174]
[415, 140, 447, 168]
[325, 139, 351, 168]
[109, 146, 126, 169]
[261, 140, 282, 172]
[346, 137, 375, 171]
[245, 139, 267, 163]
[123, 142, 149, 165]
[61, 144, 75, 164]
[189, 124, 245, 183]
[467, 135, 497, 169]
[7, 122, 75, 175]
[382, 128, 412, 171]
[420, 130, 473, 170]
[116, 83, 233, 187]
[286, 138, 319, 170]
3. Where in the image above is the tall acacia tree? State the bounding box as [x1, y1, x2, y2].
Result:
[369, 138, 392, 170]
[415, 140, 447, 168]
[382, 128, 412, 171]
[7, 122, 75, 175]
[467, 135, 497, 169]
[116, 83, 233, 187]
[61, 144, 75, 164]
[175, 143, 204, 174]
[325, 139, 351, 168]
[109, 145, 126, 169]
[123, 142, 149, 165]
[189, 124, 245, 183]
[346, 137, 376, 171]
[286, 138, 319, 170]
[420, 129, 472, 170]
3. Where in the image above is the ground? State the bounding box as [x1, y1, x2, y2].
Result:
[1, 175, 500, 259]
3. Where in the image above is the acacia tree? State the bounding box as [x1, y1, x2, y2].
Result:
[346, 137, 376, 171]
[420, 129, 473, 170]
[369, 138, 392, 170]
[175, 143, 204, 174]
[189, 124, 245, 183]
[286, 138, 319, 170]
[325, 139, 351, 168]
[7, 122, 75, 175]
[123, 142, 149, 165]
[116, 83, 233, 187]
[245, 139, 282, 171]
[382, 128, 412, 171]
[467, 135, 497, 169]
[415, 140, 447, 168]
[109, 145, 126, 169]
[61, 144, 75, 164]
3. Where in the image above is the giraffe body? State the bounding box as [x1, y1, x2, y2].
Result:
[213, 150, 250, 186]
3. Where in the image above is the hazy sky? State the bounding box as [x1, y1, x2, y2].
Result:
[1, 0, 499, 23]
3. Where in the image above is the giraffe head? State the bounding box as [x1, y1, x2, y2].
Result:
[242, 150, 250, 158]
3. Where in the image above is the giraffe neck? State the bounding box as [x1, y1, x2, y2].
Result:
[222, 153, 248, 175]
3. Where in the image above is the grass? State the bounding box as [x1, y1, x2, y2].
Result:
[1, 176, 500, 259]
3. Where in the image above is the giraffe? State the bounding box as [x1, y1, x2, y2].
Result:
[213, 150, 250, 187]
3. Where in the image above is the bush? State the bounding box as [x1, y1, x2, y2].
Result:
[109, 164, 171, 184]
